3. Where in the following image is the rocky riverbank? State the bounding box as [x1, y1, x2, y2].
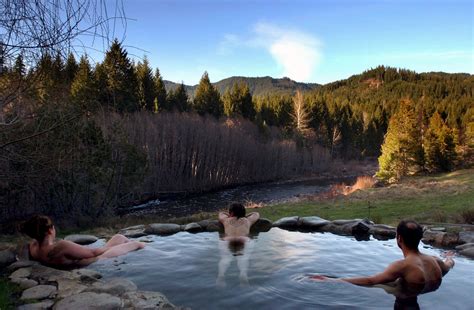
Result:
[1, 216, 473, 309]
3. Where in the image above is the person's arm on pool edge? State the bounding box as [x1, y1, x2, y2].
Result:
[218, 212, 230, 223]
[246, 212, 260, 225]
[340, 260, 404, 286]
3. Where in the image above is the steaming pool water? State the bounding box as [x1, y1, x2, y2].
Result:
[90, 229, 474, 309]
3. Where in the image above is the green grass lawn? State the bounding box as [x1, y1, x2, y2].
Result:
[257, 168, 474, 226]
[0, 278, 19, 310]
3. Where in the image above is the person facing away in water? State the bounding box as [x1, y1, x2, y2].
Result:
[312, 220, 455, 295]
[20, 215, 145, 268]
[218, 203, 260, 240]
[217, 203, 260, 286]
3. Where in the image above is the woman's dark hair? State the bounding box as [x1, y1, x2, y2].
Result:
[396, 220, 423, 250]
[18, 215, 53, 243]
[229, 203, 246, 218]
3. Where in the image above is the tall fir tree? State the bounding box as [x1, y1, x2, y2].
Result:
[13, 54, 26, 78]
[424, 112, 456, 172]
[167, 83, 189, 112]
[135, 56, 155, 111]
[100, 39, 138, 112]
[377, 99, 424, 180]
[223, 82, 255, 119]
[64, 53, 78, 85]
[193, 71, 223, 117]
[71, 56, 98, 111]
[153, 68, 167, 112]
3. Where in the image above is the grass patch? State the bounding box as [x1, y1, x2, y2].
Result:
[258, 168, 474, 226]
[0, 278, 20, 310]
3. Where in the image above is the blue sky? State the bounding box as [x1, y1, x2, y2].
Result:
[92, 0, 473, 85]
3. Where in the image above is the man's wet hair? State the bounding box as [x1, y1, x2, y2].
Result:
[229, 203, 246, 218]
[396, 220, 423, 250]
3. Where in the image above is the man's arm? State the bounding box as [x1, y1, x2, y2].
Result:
[435, 255, 455, 276]
[54, 240, 106, 260]
[341, 261, 404, 286]
[218, 212, 230, 223]
[246, 212, 260, 225]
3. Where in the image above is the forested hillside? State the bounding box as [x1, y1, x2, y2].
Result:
[164, 76, 320, 97]
[1, 39, 472, 227]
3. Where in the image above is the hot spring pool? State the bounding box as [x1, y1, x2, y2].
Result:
[90, 229, 474, 309]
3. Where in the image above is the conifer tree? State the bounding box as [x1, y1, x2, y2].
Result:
[100, 39, 138, 112]
[154, 68, 167, 112]
[13, 54, 26, 78]
[136, 56, 155, 111]
[193, 71, 223, 117]
[223, 82, 255, 119]
[424, 112, 456, 171]
[71, 56, 98, 111]
[64, 53, 78, 84]
[167, 83, 189, 112]
[377, 99, 424, 180]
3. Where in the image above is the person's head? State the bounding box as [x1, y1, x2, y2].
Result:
[229, 203, 246, 218]
[396, 220, 423, 250]
[19, 215, 55, 243]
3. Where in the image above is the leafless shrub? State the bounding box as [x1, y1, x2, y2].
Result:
[97, 111, 331, 196]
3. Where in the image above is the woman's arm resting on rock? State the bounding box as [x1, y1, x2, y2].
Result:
[246, 212, 260, 225]
[55, 240, 106, 260]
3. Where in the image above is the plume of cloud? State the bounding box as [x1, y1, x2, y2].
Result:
[218, 22, 322, 82]
[253, 22, 322, 82]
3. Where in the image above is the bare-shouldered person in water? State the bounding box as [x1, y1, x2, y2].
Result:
[20, 215, 145, 268]
[311, 220, 454, 295]
[218, 203, 260, 240]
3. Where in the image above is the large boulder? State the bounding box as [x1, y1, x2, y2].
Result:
[459, 231, 474, 244]
[64, 234, 98, 245]
[9, 267, 32, 280]
[273, 216, 300, 229]
[422, 230, 445, 244]
[205, 220, 224, 232]
[7, 260, 38, 272]
[56, 278, 88, 298]
[122, 291, 176, 309]
[119, 225, 147, 238]
[29, 264, 73, 283]
[250, 218, 273, 233]
[21, 285, 57, 300]
[71, 268, 102, 282]
[455, 243, 474, 251]
[299, 216, 330, 230]
[460, 247, 474, 259]
[11, 277, 38, 289]
[350, 219, 372, 235]
[86, 278, 137, 296]
[0, 249, 16, 267]
[17, 300, 55, 310]
[145, 223, 182, 235]
[369, 224, 396, 238]
[53, 292, 122, 310]
[184, 222, 202, 233]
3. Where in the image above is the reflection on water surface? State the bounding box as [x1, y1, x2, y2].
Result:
[90, 229, 474, 309]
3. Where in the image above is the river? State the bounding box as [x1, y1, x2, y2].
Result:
[123, 175, 358, 218]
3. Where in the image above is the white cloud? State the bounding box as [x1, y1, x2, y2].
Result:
[217, 22, 322, 82]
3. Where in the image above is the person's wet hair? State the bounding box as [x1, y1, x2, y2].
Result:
[19, 215, 54, 243]
[229, 203, 246, 218]
[397, 220, 423, 250]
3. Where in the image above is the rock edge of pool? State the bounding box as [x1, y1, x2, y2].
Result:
[2, 216, 473, 309]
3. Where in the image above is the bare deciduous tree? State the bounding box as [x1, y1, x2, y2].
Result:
[292, 90, 311, 135]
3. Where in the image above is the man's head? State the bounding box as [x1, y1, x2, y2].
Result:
[229, 203, 246, 218]
[396, 220, 423, 250]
